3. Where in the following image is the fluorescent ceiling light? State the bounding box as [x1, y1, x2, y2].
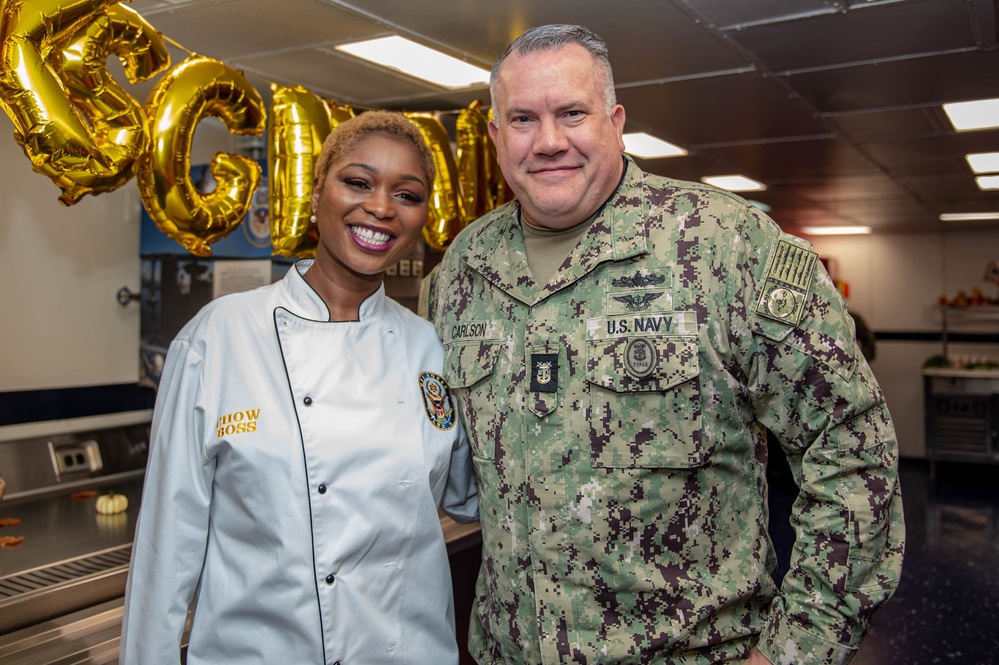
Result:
[943, 98, 999, 132]
[701, 175, 766, 192]
[976, 175, 999, 190]
[800, 226, 871, 236]
[335, 35, 489, 89]
[622, 132, 687, 158]
[940, 212, 999, 221]
[967, 152, 999, 174]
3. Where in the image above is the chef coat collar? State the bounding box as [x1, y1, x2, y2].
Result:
[285, 259, 387, 321]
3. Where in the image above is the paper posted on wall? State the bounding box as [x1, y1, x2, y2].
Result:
[212, 260, 273, 300]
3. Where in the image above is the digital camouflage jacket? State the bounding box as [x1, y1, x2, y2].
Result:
[423, 157, 904, 665]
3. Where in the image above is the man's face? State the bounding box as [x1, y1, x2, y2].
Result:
[489, 44, 626, 230]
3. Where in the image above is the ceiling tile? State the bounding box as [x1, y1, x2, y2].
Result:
[677, 0, 843, 28]
[726, 0, 979, 73]
[134, 0, 379, 61]
[618, 74, 827, 148]
[786, 50, 999, 114]
[826, 108, 942, 142]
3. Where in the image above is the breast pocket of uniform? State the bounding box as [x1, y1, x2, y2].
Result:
[585, 327, 704, 469]
[443, 340, 502, 461]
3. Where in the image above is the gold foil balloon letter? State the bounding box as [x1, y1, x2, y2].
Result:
[268, 85, 356, 258]
[406, 112, 468, 252]
[51, 3, 170, 203]
[457, 100, 511, 219]
[0, 0, 121, 202]
[137, 55, 266, 257]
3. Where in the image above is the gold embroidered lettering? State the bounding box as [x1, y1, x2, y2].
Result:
[216, 408, 262, 439]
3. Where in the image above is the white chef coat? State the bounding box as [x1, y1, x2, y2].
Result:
[121, 260, 478, 665]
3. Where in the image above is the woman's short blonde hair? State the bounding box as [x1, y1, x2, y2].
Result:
[313, 110, 436, 191]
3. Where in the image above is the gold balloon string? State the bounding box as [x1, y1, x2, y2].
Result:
[137, 33, 487, 118]
[323, 102, 482, 118]
[137, 43, 483, 120]
[405, 108, 480, 117]
[338, 101, 380, 113]
[327, 103, 481, 117]
[161, 34, 198, 58]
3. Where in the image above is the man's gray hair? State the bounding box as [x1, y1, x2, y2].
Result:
[490, 24, 617, 114]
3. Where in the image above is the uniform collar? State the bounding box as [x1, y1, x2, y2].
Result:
[283, 260, 387, 321]
[465, 156, 649, 306]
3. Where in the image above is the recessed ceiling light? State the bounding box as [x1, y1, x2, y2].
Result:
[800, 226, 872, 236]
[335, 35, 489, 90]
[701, 175, 766, 192]
[976, 175, 999, 190]
[940, 212, 999, 221]
[967, 152, 999, 174]
[942, 98, 999, 132]
[622, 132, 687, 158]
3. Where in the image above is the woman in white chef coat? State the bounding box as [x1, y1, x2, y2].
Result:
[121, 110, 478, 665]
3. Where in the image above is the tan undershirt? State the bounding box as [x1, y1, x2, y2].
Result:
[521, 212, 597, 284]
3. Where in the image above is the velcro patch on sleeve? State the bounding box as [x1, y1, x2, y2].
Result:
[755, 238, 818, 326]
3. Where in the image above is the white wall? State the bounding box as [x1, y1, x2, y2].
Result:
[809, 230, 999, 458]
[0, 113, 236, 392]
[0, 112, 142, 391]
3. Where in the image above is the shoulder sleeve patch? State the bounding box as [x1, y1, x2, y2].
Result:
[419, 371, 456, 430]
[418, 265, 439, 321]
[755, 237, 818, 326]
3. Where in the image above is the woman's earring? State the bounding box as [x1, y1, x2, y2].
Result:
[310, 214, 317, 223]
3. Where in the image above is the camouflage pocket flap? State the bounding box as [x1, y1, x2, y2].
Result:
[586, 335, 699, 393]
[443, 340, 501, 389]
[750, 314, 794, 343]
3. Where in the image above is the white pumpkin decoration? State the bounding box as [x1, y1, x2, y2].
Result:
[95, 492, 129, 515]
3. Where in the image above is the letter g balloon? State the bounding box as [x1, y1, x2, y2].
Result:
[137, 55, 266, 257]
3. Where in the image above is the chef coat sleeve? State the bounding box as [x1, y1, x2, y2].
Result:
[736, 213, 904, 665]
[120, 337, 215, 664]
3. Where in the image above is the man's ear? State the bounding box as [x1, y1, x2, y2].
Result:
[611, 104, 626, 151]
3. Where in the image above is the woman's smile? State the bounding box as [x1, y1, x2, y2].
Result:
[349, 224, 394, 251]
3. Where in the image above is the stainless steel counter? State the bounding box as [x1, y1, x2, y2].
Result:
[0, 478, 145, 635]
[0, 598, 130, 664]
[0, 479, 143, 578]
[0, 507, 481, 664]
[0, 412, 150, 662]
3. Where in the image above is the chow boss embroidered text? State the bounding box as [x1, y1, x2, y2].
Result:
[216, 409, 261, 438]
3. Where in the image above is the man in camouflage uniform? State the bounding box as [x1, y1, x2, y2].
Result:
[421, 24, 903, 665]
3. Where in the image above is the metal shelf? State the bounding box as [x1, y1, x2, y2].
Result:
[938, 306, 999, 358]
[925, 307, 999, 470]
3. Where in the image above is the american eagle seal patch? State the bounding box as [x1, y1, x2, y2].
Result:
[419, 371, 456, 430]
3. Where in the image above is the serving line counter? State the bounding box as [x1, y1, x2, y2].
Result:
[0, 412, 481, 664]
[923, 368, 999, 467]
